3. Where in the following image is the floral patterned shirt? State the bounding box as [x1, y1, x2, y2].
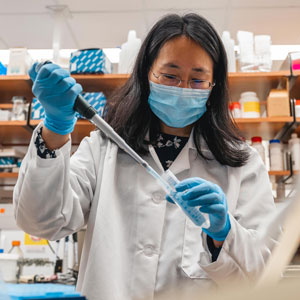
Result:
[35, 127, 57, 159]
[153, 133, 189, 170]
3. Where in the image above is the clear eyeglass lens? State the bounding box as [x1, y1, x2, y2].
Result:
[156, 73, 212, 89]
[159, 74, 181, 86]
[190, 80, 210, 89]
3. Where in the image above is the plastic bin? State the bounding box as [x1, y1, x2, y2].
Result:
[3, 283, 85, 299]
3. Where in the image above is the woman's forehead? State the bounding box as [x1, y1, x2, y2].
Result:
[153, 36, 213, 71]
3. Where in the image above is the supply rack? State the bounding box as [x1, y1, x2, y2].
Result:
[1, 70, 300, 187]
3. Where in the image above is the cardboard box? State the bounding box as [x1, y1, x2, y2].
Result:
[267, 89, 290, 117]
[69, 48, 111, 74]
[31, 92, 106, 120]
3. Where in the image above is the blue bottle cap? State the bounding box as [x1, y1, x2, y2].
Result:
[269, 139, 280, 144]
[0, 249, 4, 253]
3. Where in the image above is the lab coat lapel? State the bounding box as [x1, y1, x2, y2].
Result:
[168, 145, 191, 175]
[149, 145, 165, 173]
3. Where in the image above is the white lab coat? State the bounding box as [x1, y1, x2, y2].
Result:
[14, 123, 276, 300]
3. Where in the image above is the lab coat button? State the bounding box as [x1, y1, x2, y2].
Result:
[152, 192, 164, 204]
[143, 245, 155, 257]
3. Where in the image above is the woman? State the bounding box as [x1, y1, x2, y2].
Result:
[14, 13, 276, 300]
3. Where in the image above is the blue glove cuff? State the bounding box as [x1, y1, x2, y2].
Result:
[44, 115, 77, 135]
[203, 214, 231, 242]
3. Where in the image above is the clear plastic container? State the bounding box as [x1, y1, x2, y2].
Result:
[222, 31, 236, 72]
[237, 31, 256, 72]
[11, 96, 26, 121]
[161, 170, 210, 228]
[254, 35, 272, 72]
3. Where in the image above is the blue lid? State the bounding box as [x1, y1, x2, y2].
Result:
[270, 139, 280, 144]
[0, 249, 4, 253]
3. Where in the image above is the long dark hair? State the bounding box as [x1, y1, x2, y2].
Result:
[105, 13, 249, 167]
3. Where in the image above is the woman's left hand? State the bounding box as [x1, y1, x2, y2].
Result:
[167, 177, 231, 241]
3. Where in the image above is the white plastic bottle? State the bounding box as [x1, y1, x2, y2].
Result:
[222, 31, 236, 72]
[118, 30, 141, 74]
[269, 139, 283, 171]
[8, 240, 23, 257]
[251, 136, 265, 164]
[288, 133, 300, 170]
[239, 91, 260, 118]
[230, 102, 241, 118]
[8, 240, 24, 281]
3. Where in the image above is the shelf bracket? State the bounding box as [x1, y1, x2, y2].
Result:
[280, 152, 294, 184]
[25, 101, 36, 132]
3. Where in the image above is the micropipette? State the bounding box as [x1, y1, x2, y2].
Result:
[34, 61, 210, 228]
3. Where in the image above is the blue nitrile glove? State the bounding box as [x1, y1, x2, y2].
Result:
[166, 177, 231, 241]
[29, 62, 82, 135]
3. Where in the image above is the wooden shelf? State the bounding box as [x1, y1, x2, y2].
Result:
[0, 74, 130, 100]
[234, 117, 293, 140]
[235, 117, 293, 123]
[0, 103, 13, 109]
[228, 71, 290, 78]
[0, 121, 32, 145]
[290, 75, 300, 99]
[0, 75, 33, 102]
[228, 71, 289, 104]
[0, 72, 295, 144]
[0, 72, 290, 101]
[0, 172, 18, 186]
[0, 172, 18, 178]
[268, 170, 299, 180]
[293, 119, 300, 136]
[29, 119, 96, 145]
[72, 74, 129, 95]
[292, 70, 300, 76]
[269, 170, 289, 176]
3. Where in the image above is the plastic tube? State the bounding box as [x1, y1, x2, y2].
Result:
[147, 167, 210, 228]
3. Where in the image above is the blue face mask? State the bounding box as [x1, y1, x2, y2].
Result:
[148, 81, 211, 128]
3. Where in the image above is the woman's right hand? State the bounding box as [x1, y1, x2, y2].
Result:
[29, 62, 82, 136]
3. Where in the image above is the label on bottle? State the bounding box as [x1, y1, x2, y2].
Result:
[244, 101, 260, 113]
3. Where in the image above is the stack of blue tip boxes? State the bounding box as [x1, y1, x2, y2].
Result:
[2, 283, 86, 299]
[69, 48, 111, 74]
[31, 92, 106, 121]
